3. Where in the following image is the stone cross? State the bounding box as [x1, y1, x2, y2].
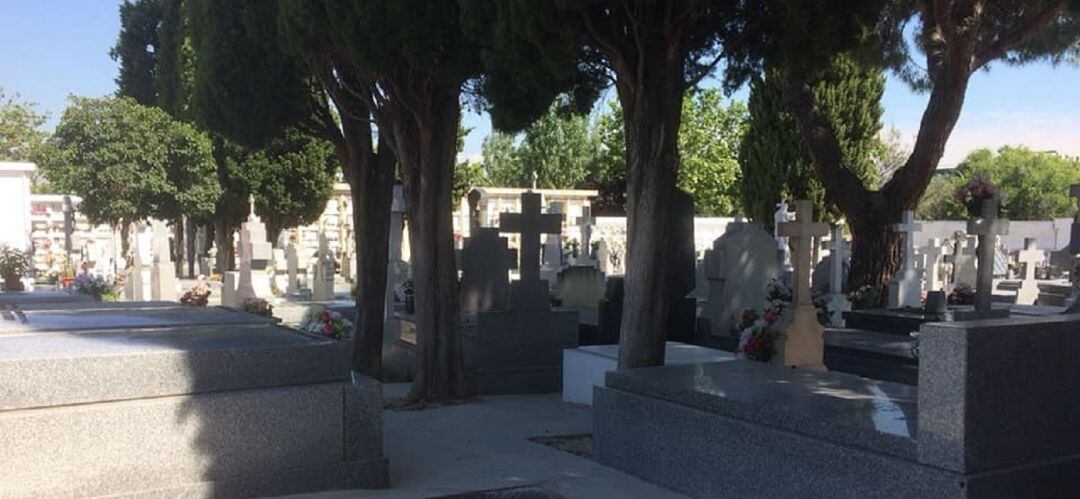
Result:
[499, 191, 562, 282]
[459, 228, 518, 314]
[967, 196, 1009, 312]
[1015, 237, 1043, 305]
[543, 201, 566, 272]
[776, 200, 829, 370]
[922, 238, 949, 292]
[312, 231, 335, 301]
[774, 200, 792, 271]
[124, 224, 146, 301]
[888, 210, 923, 308]
[576, 206, 595, 262]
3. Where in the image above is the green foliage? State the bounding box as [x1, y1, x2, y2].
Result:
[39, 96, 220, 225]
[738, 57, 883, 229]
[595, 89, 749, 216]
[0, 88, 48, 162]
[482, 102, 601, 190]
[111, 0, 162, 106]
[918, 147, 1080, 220]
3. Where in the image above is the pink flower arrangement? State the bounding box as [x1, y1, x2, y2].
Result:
[299, 305, 353, 340]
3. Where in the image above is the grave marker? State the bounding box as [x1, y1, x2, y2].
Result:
[888, 210, 923, 309]
[825, 224, 850, 326]
[1015, 237, 1043, 305]
[775, 200, 829, 370]
[499, 192, 562, 284]
[312, 231, 335, 302]
[922, 238, 949, 292]
[149, 220, 176, 301]
[459, 228, 517, 314]
[967, 196, 1009, 312]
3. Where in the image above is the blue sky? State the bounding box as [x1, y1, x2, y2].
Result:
[3, 1, 1078, 167]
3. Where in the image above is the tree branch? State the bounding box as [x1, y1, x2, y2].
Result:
[973, 1, 1067, 69]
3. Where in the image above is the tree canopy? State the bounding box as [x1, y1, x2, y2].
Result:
[919, 146, 1080, 220]
[39, 96, 219, 226]
[739, 56, 884, 230]
[0, 88, 48, 162]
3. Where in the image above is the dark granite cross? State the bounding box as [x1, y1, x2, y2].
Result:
[500, 191, 562, 281]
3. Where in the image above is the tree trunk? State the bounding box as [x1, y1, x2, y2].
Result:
[173, 217, 185, 277]
[847, 211, 903, 300]
[213, 218, 233, 274]
[384, 83, 469, 403]
[614, 42, 687, 369]
[341, 131, 395, 376]
[120, 219, 131, 266]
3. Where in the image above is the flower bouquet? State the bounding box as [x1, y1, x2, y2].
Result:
[953, 173, 1001, 217]
[947, 283, 975, 305]
[299, 305, 353, 340]
[241, 297, 273, 317]
[72, 273, 118, 302]
[733, 308, 782, 362]
[180, 281, 212, 306]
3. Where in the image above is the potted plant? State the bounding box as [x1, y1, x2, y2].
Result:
[0, 245, 31, 292]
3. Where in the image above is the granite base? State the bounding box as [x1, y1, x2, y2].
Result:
[464, 308, 578, 395]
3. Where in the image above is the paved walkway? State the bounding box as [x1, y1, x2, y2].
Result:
[296, 383, 684, 499]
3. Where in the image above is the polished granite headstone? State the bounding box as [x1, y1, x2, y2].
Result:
[594, 314, 1080, 498]
[0, 295, 387, 498]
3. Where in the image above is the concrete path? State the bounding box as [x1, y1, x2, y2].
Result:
[295, 383, 684, 499]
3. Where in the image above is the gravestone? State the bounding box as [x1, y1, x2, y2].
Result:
[967, 196, 1009, 312]
[824, 224, 850, 327]
[221, 271, 239, 307]
[124, 224, 146, 302]
[887, 210, 923, 309]
[499, 191, 562, 305]
[774, 200, 793, 276]
[665, 190, 698, 343]
[596, 277, 624, 344]
[575, 206, 595, 266]
[702, 218, 781, 338]
[236, 200, 273, 301]
[1015, 237, 1043, 305]
[285, 241, 300, 295]
[0, 298, 388, 497]
[386, 184, 406, 318]
[554, 265, 605, 310]
[595, 239, 610, 273]
[541, 201, 566, 283]
[921, 238, 949, 292]
[466, 191, 578, 394]
[459, 228, 517, 315]
[149, 220, 176, 301]
[775, 200, 829, 370]
[950, 235, 978, 287]
[340, 229, 354, 284]
[312, 231, 335, 302]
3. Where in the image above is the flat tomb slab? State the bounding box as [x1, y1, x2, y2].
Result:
[604, 361, 918, 458]
[0, 291, 96, 306]
[0, 305, 273, 336]
[0, 323, 348, 410]
[562, 342, 735, 405]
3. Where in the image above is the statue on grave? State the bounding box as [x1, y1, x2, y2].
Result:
[774, 200, 792, 271]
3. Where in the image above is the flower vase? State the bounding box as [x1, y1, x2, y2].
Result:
[4, 275, 23, 292]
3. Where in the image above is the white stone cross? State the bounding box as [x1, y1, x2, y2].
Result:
[922, 238, 949, 292]
[967, 196, 1009, 311]
[499, 191, 563, 282]
[778, 200, 829, 306]
[1015, 237, 1043, 305]
[576, 206, 595, 259]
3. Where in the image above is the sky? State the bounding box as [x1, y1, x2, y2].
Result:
[2, 1, 1078, 168]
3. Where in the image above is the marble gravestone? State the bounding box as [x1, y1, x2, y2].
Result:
[1014, 237, 1044, 305]
[124, 224, 147, 302]
[774, 200, 793, 276]
[575, 206, 596, 266]
[285, 240, 300, 295]
[922, 238, 949, 293]
[459, 228, 517, 315]
[0, 297, 388, 497]
[775, 200, 829, 371]
[968, 196, 1009, 312]
[950, 235, 978, 288]
[824, 224, 851, 327]
[887, 210, 923, 309]
[702, 217, 782, 339]
[149, 220, 176, 301]
[312, 231, 336, 302]
[236, 201, 274, 301]
[541, 200, 566, 284]
[463, 191, 578, 394]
